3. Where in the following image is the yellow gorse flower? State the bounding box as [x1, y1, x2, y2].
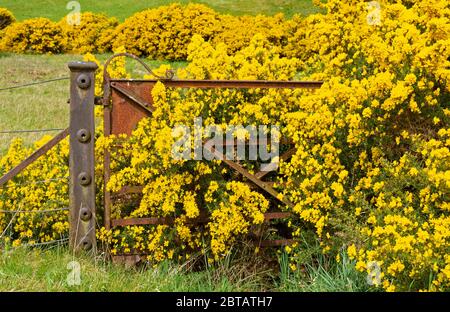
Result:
[0, 0, 449, 292]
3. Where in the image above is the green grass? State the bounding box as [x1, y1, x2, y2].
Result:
[276, 240, 372, 292]
[0, 0, 320, 21]
[0, 53, 186, 153]
[0, 245, 266, 291]
[0, 242, 370, 292]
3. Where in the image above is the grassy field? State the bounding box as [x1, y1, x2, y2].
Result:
[0, 243, 369, 292]
[0, 0, 320, 21]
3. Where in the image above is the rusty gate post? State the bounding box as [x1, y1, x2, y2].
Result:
[68, 61, 98, 253]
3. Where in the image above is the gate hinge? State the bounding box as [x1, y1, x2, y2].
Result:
[94, 96, 106, 106]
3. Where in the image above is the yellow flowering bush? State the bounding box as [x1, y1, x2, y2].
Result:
[100, 0, 449, 291]
[0, 7, 15, 30]
[277, 0, 450, 291]
[211, 13, 290, 56]
[0, 137, 69, 246]
[58, 12, 119, 54]
[111, 3, 222, 60]
[100, 34, 298, 261]
[0, 17, 64, 54]
[0, 4, 294, 58]
[0, 17, 63, 54]
[1, 0, 449, 292]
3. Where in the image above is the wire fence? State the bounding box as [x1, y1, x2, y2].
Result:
[0, 207, 70, 249]
[0, 178, 68, 189]
[0, 77, 72, 249]
[0, 76, 69, 135]
[0, 128, 66, 134]
[0, 207, 69, 214]
[0, 77, 69, 92]
[22, 238, 69, 248]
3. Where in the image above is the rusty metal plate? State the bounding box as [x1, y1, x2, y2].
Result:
[111, 81, 156, 136]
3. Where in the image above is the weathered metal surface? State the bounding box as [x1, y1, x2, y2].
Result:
[110, 83, 155, 135]
[103, 53, 174, 136]
[0, 129, 69, 188]
[107, 79, 323, 137]
[101, 53, 171, 230]
[110, 79, 323, 89]
[68, 61, 98, 253]
[256, 239, 297, 247]
[263, 212, 292, 221]
[111, 83, 154, 114]
[111, 212, 291, 228]
[254, 147, 297, 180]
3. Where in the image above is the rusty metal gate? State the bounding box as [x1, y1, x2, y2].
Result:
[0, 54, 323, 258]
[100, 54, 323, 261]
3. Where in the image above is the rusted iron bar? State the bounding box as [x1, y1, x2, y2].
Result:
[111, 215, 210, 227]
[114, 186, 144, 195]
[205, 145, 295, 208]
[0, 128, 69, 188]
[111, 212, 292, 227]
[254, 147, 297, 180]
[110, 79, 323, 89]
[263, 212, 292, 220]
[255, 239, 297, 247]
[68, 61, 98, 253]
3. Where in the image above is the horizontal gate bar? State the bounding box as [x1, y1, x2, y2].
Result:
[110, 79, 324, 89]
[256, 239, 297, 247]
[255, 147, 297, 180]
[0, 128, 69, 188]
[111, 212, 292, 227]
[204, 145, 295, 208]
[111, 215, 209, 227]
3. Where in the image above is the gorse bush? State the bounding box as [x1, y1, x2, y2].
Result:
[101, 0, 450, 291]
[0, 137, 69, 245]
[282, 0, 450, 292]
[97, 34, 300, 262]
[112, 3, 222, 60]
[58, 12, 119, 54]
[0, 17, 64, 54]
[0, 3, 296, 58]
[0, 7, 15, 30]
[0, 0, 449, 292]
[0, 13, 118, 54]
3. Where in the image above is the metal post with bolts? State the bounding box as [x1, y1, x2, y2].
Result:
[68, 61, 98, 253]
